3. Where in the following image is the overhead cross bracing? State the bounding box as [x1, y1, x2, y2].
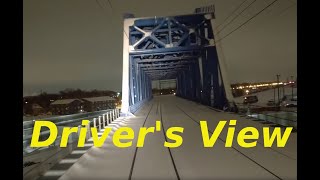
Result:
[121, 6, 235, 114]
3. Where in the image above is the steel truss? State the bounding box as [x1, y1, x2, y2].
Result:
[121, 7, 235, 114]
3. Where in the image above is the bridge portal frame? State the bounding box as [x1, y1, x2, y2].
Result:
[121, 10, 234, 114]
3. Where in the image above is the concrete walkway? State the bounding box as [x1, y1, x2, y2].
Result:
[41, 95, 297, 180]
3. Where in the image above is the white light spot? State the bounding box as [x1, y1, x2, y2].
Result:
[43, 170, 66, 176]
[71, 150, 87, 154]
[83, 143, 94, 147]
[59, 158, 79, 164]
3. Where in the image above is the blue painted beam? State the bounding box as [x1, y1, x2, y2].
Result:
[129, 46, 203, 55]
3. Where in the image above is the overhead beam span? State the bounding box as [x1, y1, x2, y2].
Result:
[122, 6, 235, 114]
[136, 56, 197, 63]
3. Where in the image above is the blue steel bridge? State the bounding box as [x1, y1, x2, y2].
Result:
[23, 5, 297, 180]
[121, 5, 235, 114]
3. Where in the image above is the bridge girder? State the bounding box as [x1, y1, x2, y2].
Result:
[121, 6, 235, 114]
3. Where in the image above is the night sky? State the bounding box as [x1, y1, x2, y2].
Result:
[23, 0, 297, 96]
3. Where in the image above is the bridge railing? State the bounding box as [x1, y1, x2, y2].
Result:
[23, 109, 121, 179]
[23, 109, 121, 156]
[229, 102, 297, 129]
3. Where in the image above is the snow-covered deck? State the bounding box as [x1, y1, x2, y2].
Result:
[40, 95, 296, 180]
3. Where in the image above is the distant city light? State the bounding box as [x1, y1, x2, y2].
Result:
[174, 93, 176, 95]
[232, 80, 290, 91]
[25, 102, 28, 104]
[245, 90, 249, 94]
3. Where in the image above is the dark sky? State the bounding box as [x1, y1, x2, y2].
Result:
[23, 0, 297, 96]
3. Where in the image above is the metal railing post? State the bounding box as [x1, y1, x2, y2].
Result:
[265, 113, 268, 123]
[106, 112, 110, 125]
[107, 111, 111, 123]
[93, 118, 97, 128]
[107, 111, 110, 123]
[98, 116, 102, 131]
[247, 104, 251, 116]
[77, 125, 81, 143]
[86, 122, 91, 140]
[102, 114, 106, 128]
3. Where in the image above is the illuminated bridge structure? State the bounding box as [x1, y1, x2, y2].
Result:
[28, 6, 296, 180]
[121, 5, 235, 114]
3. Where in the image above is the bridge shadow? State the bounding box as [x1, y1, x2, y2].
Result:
[37, 145, 92, 180]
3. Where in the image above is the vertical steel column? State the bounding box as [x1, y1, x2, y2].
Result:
[138, 65, 142, 101]
[130, 57, 136, 106]
[198, 56, 204, 101]
[206, 14, 235, 107]
[201, 49, 210, 106]
[141, 70, 144, 100]
[121, 18, 133, 114]
[193, 59, 202, 102]
[176, 73, 182, 96]
[134, 60, 140, 102]
[144, 72, 147, 100]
